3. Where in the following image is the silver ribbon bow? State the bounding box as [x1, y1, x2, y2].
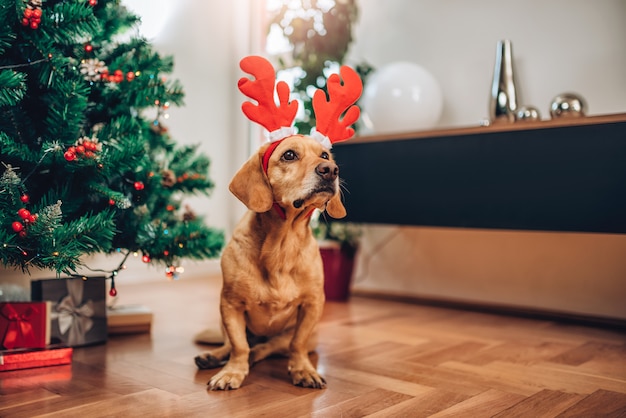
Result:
[51, 279, 95, 346]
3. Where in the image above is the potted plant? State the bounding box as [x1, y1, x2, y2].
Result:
[311, 212, 361, 301]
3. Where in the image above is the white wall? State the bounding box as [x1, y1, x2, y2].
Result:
[346, 0, 626, 319]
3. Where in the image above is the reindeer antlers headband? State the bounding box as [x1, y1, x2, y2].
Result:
[238, 55, 363, 150]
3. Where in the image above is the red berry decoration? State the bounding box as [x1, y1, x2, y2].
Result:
[89, 0, 97, 6]
[84, 43, 93, 53]
[23, 2, 42, 30]
[17, 208, 31, 220]
[12, 221, 24, 232]
[134, 181, 145, 191]
[20, 194, 30, 203]
[19, 230, 27, 239]
[84, 140, 96, 151]
[126, 71, 135, 82]
[64, 150, 76, 161]
[108, 199, 115, 206]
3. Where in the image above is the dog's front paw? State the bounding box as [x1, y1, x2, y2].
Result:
[195, 353, 227, 370]
[289, 367, 327, 389]
[208, 369, 247, 390]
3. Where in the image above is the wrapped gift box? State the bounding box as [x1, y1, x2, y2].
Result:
[0, 345, 73, 372]
[107, 304, 153, 335]
[0, 302, 51, 350]
[31, 277, 107, 347]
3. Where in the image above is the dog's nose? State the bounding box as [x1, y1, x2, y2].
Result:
[316, 161, 338, 181]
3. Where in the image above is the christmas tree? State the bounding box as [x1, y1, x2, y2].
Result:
[0, 0, 224, 283]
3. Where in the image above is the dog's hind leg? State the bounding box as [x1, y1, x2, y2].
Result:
[249, 330, 318, 365]
[195, 338, 231, 369]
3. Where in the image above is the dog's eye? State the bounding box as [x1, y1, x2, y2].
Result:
[320, 151, 329, 160]
[282, 150, 297, 161]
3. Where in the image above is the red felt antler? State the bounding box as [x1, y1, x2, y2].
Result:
[238, 56, 298, 139]
[312, 65, 363, 147]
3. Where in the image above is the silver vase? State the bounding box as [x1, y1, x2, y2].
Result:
[489, 39, 519, 123]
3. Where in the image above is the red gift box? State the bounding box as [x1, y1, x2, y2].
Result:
[0, 345, 72, 372]
[0, 302, 51, 350]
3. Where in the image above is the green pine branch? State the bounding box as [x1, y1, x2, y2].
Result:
[0, 70, 26, 107]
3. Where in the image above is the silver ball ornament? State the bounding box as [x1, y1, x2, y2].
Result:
[516, 105, 541, 122]
[549, 93, 587, 118]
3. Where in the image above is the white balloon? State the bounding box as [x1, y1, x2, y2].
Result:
[361, 62, 443, 134]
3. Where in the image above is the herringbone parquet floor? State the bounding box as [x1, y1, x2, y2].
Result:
[1, 275, 625, 417]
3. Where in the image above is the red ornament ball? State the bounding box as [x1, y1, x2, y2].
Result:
[134, 181, 145, 191]
[20, 194, 30, 203]
[29, 20, 39, 29]
[64, 150, 76, 161]
[109, 287, 117, 297]
[108, 199, 115, 206]
[24, 8, 33, 18]
[19, 230, 27, 238]
[21, 17, 29, 26]
[32, 8, 42, 18]
[12, 221, 24, 232]
[126, 71, 135, 82]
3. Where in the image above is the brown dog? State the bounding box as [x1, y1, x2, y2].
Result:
[194, 134, 346, 390]
[195, 55, 362, 390]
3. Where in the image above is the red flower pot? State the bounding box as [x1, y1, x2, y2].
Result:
[319, 244, 356, 301]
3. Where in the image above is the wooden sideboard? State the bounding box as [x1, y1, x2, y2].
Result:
[332, 113, 626, 234]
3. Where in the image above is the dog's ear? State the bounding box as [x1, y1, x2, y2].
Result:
[229, 151, 274, 213]
[326, 193, 346, 219]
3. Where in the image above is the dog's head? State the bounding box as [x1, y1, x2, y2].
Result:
[229, 135, 346, 219]
[231, 55, 362, 220]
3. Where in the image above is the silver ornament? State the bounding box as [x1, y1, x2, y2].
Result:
[516, 105, 541, 122]
[549, 93, 587, 118]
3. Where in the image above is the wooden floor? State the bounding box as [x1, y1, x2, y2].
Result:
[1, 275, 625, 417]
